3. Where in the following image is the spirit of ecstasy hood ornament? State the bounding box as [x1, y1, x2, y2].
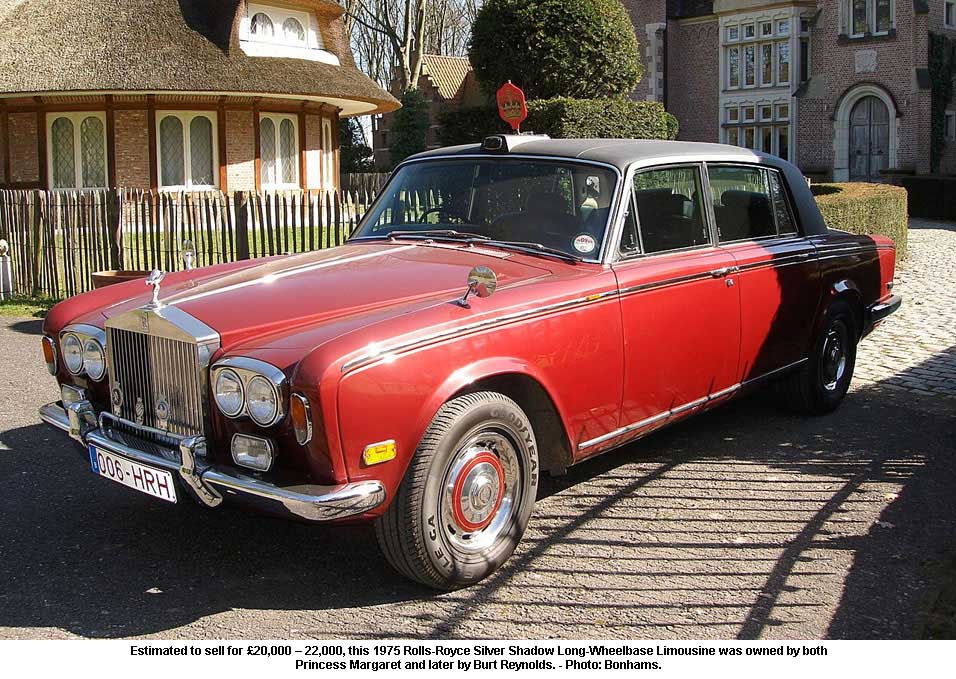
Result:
[145, 269, 167, 308]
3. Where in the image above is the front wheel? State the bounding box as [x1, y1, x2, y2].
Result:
[781, 299, 858, 414]
[375, 391, 539, 589]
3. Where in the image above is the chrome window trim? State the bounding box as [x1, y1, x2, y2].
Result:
[210, 356, 288, 426]
[609, 161, 716, 264]
[350, 153, 627, 266]
[705, 161, 806, 239]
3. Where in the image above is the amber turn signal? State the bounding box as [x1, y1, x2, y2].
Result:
[290, 393, 313, 446]
[363, 440, 397, 466]
[41, 336, 57, 375]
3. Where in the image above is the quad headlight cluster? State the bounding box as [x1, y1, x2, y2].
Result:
[59, 325, 107, 381]
[211, 358, 287, 428]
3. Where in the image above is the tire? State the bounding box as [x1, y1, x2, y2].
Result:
[374, 391, 539, 590]
[781, 299, 858, 415]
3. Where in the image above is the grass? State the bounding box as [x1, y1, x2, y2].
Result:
[0, 295, 56, 318]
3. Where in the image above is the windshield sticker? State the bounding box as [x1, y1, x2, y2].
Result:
[573, 233, 597, 255]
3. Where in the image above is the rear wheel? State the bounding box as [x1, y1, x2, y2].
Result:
[781, 299, 857, 414]
[375, 391, 538, 589]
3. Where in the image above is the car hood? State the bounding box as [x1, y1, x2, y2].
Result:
[100, 242, 552, 348]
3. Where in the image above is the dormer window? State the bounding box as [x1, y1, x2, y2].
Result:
[241, 4, 338, 64]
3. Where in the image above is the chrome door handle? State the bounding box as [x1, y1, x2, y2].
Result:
[710, 267, 731, 278]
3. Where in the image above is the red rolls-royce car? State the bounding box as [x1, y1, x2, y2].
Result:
[38, 136, 900, 589]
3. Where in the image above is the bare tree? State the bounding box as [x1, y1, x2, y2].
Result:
[344, 0, 483, 92]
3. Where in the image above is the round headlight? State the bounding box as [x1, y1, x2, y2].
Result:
[83, 338, 106, 381]
[61, 333, 84, 374]
[214, 369, 244, 417]
[246, 375, 280, 426]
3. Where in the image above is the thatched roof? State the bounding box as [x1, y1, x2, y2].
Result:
[0, 0, 398, 116]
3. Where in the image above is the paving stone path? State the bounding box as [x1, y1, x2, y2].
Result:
[855, 219, 956, 399]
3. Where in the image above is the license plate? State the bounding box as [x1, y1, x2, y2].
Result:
[88, 446, 177, 503]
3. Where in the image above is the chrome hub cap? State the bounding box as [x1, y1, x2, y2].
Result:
[822, 326, 847, 391]
[441, 431, 521, 553]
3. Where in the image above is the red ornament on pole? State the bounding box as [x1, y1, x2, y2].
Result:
[496, 81, 528, 133]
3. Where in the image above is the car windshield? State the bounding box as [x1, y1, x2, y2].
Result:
[351, 158, 619, 260]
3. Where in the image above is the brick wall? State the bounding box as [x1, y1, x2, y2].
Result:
[113, 109, 150, 189]
[797, 0, 927, 178]
[668, 18, 720, 142]
[622, 0, 668, 101]
[225, 109, 255, 191]
[8, 113, 38, 184]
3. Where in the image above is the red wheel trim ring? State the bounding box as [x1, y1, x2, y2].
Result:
[451, 451, 506, 533]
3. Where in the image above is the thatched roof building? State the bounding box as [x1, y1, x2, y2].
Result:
[0, 0, 398, 192]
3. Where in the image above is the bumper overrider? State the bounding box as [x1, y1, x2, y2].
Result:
[864, 294, 902, 336]
[38, 400, 385, 522]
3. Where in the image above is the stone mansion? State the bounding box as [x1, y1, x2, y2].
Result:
[624, 1, 956, 181]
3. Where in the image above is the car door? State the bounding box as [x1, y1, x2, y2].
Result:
[593, 163, 740, 455]
[707, 163, 821, 382]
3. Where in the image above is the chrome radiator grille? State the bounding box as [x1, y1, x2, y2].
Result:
[106, 327, 205, 437]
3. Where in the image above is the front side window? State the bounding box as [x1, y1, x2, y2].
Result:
[631, 166, 709, 255]
[260, 114, 299, 188]
[48, 113, 108, 189]
[157, 112, 217, 190]
[354, 159, 619, 260]
[709, 165, 778, 242]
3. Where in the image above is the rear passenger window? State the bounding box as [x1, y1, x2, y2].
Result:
[708, 165, 777, 242]
[768, 170, 797, 234]
[631, 166, 709, 254]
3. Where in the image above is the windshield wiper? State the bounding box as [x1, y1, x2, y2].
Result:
[479, 240, 581, 264]
[388, 229, 490, 241]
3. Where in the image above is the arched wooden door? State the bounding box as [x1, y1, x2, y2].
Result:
[850, 96, 890, 181]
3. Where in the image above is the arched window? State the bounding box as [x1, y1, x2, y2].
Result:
[189, 116, 214, 186]
[279, 118, 297, 185]
[157, 112, 217, 189]
[159, 116, 185, 187]
[250, 12, 274, 38]
[47, 113, 109, 190]
[259, 114, 299, 188]
[50, 117, 76, 189]
[260, 117, 277, 186]
[283, 17, 305, 43]
[80, 116, 106, 188]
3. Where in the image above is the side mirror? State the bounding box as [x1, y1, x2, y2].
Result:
[457, 265, 497, 308]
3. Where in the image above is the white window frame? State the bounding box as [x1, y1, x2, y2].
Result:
[727, 45, 741, 89]
[844, 0, 895, 38]
[759, 42, 775, 87]
[155, 111, 219, 192]
[321, 118, 335, 190]
[259, 113, 300, 189]
[947, 1, 956, 29]
[46, 112, 109, 191]
[744, 44, 756, 87]
[726, 25, 740, 42]
[240, 3, 339, 65]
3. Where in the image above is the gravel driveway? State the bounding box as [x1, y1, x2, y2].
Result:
[1, 220, 954, 640]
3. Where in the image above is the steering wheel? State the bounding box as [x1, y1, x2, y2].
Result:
[420, 207, 468, 225]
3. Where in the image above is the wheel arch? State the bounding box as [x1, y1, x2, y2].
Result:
[829, 279, 865, 339]
[428, 359, 575, 476]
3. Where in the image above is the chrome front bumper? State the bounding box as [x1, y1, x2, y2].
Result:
[39, 401, 386, 522]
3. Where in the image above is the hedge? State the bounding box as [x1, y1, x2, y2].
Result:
[812, 183, 908, 259]
[469, 0, 642, 100]
[439, 98, 679, 147]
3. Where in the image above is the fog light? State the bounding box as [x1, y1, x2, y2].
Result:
[231, 434, 274, 472]
[60, 384, 87, 407]
[363, 440, 397, 466]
